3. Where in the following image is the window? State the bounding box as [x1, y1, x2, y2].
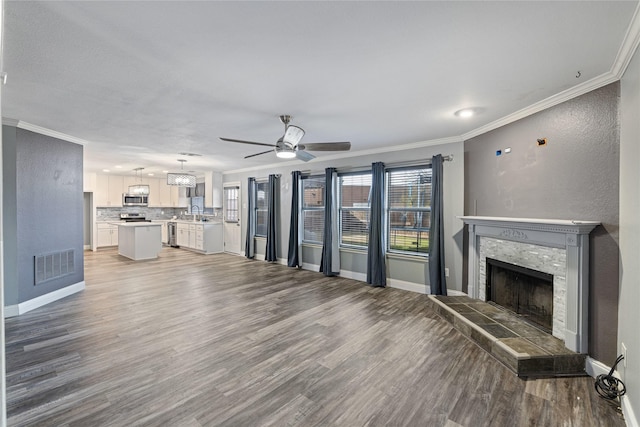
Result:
[340, 172, 372, 248]
[387, 166, 431, 255]
[224, 186, 239, 223]
[255, 180, 269, 237]
[302, 176, 325, 243]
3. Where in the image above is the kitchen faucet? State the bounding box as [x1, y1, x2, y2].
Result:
[191, 205, 201, 221]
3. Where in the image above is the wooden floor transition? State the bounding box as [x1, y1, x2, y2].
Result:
[5, 247, 625, 426]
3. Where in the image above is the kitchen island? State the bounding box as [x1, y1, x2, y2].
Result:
[117, 222, 162, 260]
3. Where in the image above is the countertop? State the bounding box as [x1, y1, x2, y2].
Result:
[116, 222, 163, 228]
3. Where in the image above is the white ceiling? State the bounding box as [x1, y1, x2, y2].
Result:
[2, 1, 638, 177]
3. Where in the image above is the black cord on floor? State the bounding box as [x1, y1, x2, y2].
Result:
[595, 355, 626, 400]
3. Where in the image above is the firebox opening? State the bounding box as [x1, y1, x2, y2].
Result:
[486, 258, 554, 333]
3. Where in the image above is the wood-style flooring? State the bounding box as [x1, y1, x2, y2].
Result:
[5, 248, 626, 426]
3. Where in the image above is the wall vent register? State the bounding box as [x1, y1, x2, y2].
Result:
[35, 249, 75, 285]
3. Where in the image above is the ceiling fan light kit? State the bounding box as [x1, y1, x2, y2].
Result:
[220, 114, 351, 162]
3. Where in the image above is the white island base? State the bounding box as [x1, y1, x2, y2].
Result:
[117, 222, 163, 261]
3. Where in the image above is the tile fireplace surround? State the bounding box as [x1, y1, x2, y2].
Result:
[459, 216, 600, 354]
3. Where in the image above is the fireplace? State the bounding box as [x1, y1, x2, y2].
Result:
[460, 216, 599, 353]
[486, 258, 553, 333]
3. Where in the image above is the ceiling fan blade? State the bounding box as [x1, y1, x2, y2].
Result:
[244, 149, 274, 159]
[220, 137, 276, 148]
[295, 150, 315, 162]
[297, 142, 351, 151]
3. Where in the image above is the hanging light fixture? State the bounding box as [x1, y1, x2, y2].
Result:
[128, 167, 150, 195]
[167, 159, 196, 187]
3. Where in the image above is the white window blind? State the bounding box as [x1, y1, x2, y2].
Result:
[224, 186, 239, 223]
[340, 172, 372, 248]
[387, 167, 431, 255]
[255, 181, 268, 237]
[302, 176, 325, 243]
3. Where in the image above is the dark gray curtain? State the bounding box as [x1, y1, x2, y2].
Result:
[245, 177, 256, 259]
[429, 154, 447, 295]
[265, 174, 279, 262]
[320, 168, 340, 276]
[367, 162, 386, 287]
[287, 171, 302, 267]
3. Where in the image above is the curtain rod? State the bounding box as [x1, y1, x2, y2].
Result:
[298, 154, 454, 177]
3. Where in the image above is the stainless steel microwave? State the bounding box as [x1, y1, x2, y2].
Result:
[122, 194, 148, 206]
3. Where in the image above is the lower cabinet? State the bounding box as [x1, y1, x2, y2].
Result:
[175, 222, 222, 254]
[97, 223, 119, 247]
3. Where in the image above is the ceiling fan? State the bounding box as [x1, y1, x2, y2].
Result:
[220, 115, 351, 162]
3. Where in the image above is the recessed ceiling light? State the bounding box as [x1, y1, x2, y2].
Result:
[454, 108, 475, 118]
[102, 169, 110, 172]
[148, 173, 154, 176]
[178, 152, 202, 157]
[114, 165, 123, 169]
[162, 170, 169, 173]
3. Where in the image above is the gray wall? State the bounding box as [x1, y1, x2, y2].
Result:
[464, 83, 620, 364]
[619, 45, 640, 424]
[225, 141, 465, 292]
[3, 126, 84, 305]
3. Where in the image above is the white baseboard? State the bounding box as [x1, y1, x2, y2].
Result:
[302, 262, 320, 272]
[4, 281, 85, 318]
[253, 253, 287, 265]
[448, 289, 467, 296]
[339, 269, 367, 282]
[585, 357, 638, 427]
[622, 395, 639, 427]
[388, 278, 428, 294]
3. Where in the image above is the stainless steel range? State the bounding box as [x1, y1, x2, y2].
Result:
[120, 213, 151, 222]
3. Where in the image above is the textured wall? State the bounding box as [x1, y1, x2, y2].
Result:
[464, 83, 620, 364]
[3, 127, 84, 304]
[619, 47, 640, 422]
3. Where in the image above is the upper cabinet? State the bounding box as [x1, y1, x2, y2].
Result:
[204, 171, 223, 208]
[92, 173, 186, 207]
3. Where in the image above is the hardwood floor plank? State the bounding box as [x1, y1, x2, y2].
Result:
[4, 248, 626, 426]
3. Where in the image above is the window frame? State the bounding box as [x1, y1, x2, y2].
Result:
[339, 171, 372, 249]
[254, 180, 269, 238]
[386, 165, 432, 257]
[301, 175, 325, 244]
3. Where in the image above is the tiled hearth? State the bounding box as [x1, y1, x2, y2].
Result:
[429, 295, 586, 377]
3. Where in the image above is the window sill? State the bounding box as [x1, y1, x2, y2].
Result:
[386, 251, 429, 262]
[302, 242, 323, 249]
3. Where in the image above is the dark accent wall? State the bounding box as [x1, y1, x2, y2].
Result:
[3, 126, 84, 305]
[464, 83, 620, 364]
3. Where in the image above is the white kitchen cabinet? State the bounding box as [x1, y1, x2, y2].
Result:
[95, 174, 109, 206]
[106, 175, 124, 206]
[174, 221, 222, 254]
[147, 178, 161, 206]
[177, 223, 189, 247]
[204, 171, 223, 208]
[97, 223, 119, 247]
[84, 172, 97, 192]
[157, 180, 183, 207]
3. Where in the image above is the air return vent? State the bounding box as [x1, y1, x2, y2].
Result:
[34, 250, 75, 285]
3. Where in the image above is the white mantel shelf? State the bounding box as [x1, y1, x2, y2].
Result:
[459, 215, 601, 354]
[458, 216, 600, 235]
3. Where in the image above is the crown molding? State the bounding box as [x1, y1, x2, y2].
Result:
[1, 118, 92, 146]
[611, 0, 640, 79]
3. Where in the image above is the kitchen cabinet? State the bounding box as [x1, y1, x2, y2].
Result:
[174, 221, 222, 254]
[107, 176, 124, 206]
[95, 174, 109, 206]
[177, 223, 189, 247]
[204, 171, 223, 208]
[147, 178, 161, 206]
[157, 180, 183, 207]
[84, 172, 97, 192]
[97, 223, 119, 247]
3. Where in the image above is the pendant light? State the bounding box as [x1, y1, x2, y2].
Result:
[167, 159, 196, 187]
[128, 167, 150, 195]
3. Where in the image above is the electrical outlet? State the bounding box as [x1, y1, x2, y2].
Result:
[622, 342, 627, 368]
[504, 147, 512, 154]
[445, 268, 450, 277]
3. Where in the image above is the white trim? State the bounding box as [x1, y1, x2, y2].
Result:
[447, 289, 466, 297]
[339, 269, 367, 282]
[302, 262, 320, 272]
[585, 356, 611, 378]
[611, 1, 640, 79]
[12, 120, 90, 146]
[622, 395, 639, 427]
[83, 244, 91, 250]
[255, 253, 265, 261]
[387, 278, 428, 294]
[4, 281, 85, 318]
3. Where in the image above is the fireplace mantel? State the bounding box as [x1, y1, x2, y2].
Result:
[459, 216, 600, 353]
